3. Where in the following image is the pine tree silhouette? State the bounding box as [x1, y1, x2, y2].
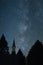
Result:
[17, 49, 25, 65]
[0, 34, 9, 55]
[0, 34, 43, 65]
[26, 40, 43, 65]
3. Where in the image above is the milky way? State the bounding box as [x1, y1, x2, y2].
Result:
[0, 0, 43, 56]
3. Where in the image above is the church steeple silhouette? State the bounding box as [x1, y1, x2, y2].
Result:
[12, 40, 16, 55]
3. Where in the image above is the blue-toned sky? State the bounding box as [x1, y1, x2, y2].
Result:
[0, 0, 43, 56]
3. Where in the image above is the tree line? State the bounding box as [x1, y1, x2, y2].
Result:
[0, 34, 43, 65]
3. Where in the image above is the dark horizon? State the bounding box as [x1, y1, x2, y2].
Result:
[0, 35, 43, 65]
[0, 33, 43, 57]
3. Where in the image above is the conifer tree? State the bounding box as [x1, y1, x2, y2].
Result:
[26, 40, 43, 65]
[0, 34, 9, 55]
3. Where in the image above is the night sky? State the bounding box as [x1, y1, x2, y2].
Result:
[0, 0, 43, 56]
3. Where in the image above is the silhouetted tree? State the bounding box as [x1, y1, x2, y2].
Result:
[17, 49, 25, 65]
[0, 33, 43, 65]
[0, 34, 9, 55]
[26, 40, 43, 65]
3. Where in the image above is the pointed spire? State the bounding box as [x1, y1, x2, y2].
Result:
[12, 40, 16, 48]
[12, 40, 16, 55]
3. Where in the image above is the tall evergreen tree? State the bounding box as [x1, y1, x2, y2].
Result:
[0, 34, 9, 55]
[26, 40, 43, 65]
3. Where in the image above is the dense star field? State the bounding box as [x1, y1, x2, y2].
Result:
[0, 0, 43, 56]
